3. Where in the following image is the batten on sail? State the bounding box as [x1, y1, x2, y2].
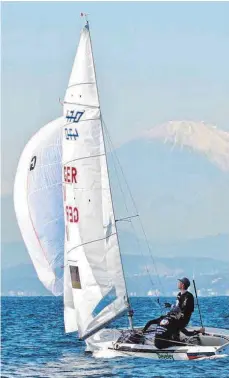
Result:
[62, 23, 129, 339]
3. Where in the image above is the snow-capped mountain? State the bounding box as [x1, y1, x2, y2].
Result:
[142, 121, 229, 172]
[109, 121, 229, 242]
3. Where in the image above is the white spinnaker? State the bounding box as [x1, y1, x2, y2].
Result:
[62, 24, 128, 339]
[14, 116, 77, 331]
[14, 117, 65, 295]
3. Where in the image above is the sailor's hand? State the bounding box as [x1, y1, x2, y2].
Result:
[193, 327, 205, 335]
[164, 302, 172, 308]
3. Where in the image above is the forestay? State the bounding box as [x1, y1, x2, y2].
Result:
[14, 117, 65, 295]
[62, 23, 129, 340]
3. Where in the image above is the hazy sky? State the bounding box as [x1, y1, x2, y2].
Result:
[1, 1, 229, 245]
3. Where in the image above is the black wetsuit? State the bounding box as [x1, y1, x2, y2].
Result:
[154, 315, 180, 349]
[154, 316, 200, 349]
[143, 291, 194, 333]
[143, 291, 195, 349]
[176, 290, 194, 329]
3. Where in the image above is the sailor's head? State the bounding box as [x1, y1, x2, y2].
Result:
[178, 277, 190, 290]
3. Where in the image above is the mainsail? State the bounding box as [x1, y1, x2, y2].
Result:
[62, 22, 129, 339]
[14, 117, 65, 295]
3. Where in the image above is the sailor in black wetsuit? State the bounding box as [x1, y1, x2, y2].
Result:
[142, 277, 203, 348]
[170, 277, 194, 329]
[143, 277, 194, 332]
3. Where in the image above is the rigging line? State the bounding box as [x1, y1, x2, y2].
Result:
[104, 131, 155, 308]
[103, 120, 165, 300]
[67, 232, 117, 255]
[104, 126, 157, 283]
[107, 155, 156, 298]
[104, 121, 164, 296]
[103, 124, 163, 312]
[103, 127, 131, 216]
[88, 24, 133, 326]
[116, 215, 139, 222]
[77, 117, 100, 122]
[129, 273, 152, 303]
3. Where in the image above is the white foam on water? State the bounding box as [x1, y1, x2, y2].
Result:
[93, 349, 124, 359]
[196, 354, 228, 361]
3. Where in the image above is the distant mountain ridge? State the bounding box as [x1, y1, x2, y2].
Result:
[118, 230, 229, 261]
[1, 233, 228, 296]
[2, 233, 228, 268]
[110, 121, 229, 241]
[2, 121, 228, 295]
[2, 254, 228, 297]
[141, 121, 229, 172]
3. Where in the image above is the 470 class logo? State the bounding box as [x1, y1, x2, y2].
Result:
[66, 110, 84, 123]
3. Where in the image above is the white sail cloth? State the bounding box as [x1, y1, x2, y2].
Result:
[14, 117, 65, 295]
[62, 24, 128, 339]
[14, 116, 77, 332]
[14, 23, 129, 339]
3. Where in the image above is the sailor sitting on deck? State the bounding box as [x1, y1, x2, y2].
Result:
[153, 310, 205, 349]
[165, 277, 195, 329]
[143, 277, 194, 333]
[142, 277, 204, 348]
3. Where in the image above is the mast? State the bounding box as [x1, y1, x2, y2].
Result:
[86, 18, 134, 329]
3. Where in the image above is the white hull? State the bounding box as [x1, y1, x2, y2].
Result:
[86, 326, 229, 361]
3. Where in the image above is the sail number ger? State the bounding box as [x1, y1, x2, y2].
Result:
[64, 166, 77, 183]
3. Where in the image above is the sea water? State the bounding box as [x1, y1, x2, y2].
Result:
[1, 296, 229, 377]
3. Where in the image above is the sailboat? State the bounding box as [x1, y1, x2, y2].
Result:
[14, 18, 229, 360]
